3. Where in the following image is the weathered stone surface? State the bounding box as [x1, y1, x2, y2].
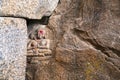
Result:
[0, 17, 27, 80]
[0, 0, 59, 19]
[26, 0, 120, 80]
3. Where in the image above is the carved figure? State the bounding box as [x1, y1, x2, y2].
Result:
[27, 24, 52, 63]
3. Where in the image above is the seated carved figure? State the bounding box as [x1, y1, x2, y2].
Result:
[27, 25, 52, 63]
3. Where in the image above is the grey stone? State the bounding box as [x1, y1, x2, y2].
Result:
[0, 0, 59, 19]
[0, 17, 27, 80]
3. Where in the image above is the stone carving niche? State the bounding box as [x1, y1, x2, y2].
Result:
[27, 24, 53, 64]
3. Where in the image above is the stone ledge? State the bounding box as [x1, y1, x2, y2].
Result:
[0, 0, 59, 19]
[0, 17, 27, 80]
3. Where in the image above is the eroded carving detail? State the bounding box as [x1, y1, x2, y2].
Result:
[27, 25, 52, 63]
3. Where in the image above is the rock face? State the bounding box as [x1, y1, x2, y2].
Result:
[0, 17, 27, 80]
[30, 0, 120, 80]
[0, 0, 59, 19]
[0, 0, 119, 80]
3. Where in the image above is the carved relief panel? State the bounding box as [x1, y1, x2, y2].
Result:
[27, 24, 52, 64]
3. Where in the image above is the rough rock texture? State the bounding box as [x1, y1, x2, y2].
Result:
[0, 0, 59, 19]
[0, 17, 27, 80]
[27, 0, 120, 80]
